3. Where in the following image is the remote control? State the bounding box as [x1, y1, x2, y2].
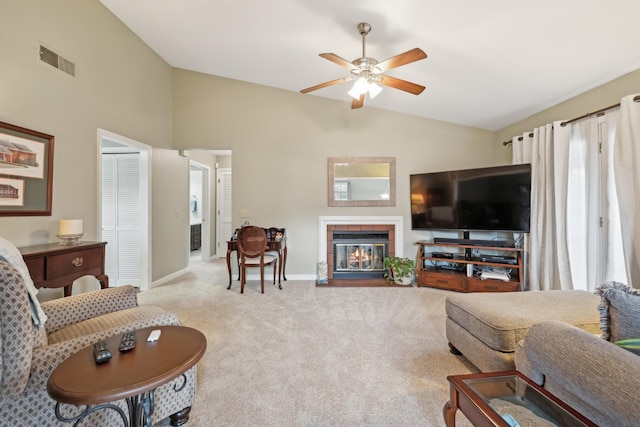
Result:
[147, 329, 161, 342]
[119, 331, 136, 352]
[93, 341, 112, 364]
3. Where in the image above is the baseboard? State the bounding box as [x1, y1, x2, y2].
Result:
[244, 273, 316, 281]
[151, 266, 190, 288]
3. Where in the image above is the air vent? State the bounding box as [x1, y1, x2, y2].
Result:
[39, 45, 75, 77]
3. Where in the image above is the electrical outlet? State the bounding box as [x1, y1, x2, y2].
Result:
[240, 209, 251, 218]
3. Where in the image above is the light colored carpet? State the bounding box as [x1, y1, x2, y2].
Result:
[140, 259, 476, 426]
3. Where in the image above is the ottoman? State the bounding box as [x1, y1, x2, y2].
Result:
[445, 290, 601, 372]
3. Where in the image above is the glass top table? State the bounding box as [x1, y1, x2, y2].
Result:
[443, 371, 597, 427]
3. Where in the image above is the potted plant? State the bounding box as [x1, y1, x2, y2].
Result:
[383, 256, 416, 285]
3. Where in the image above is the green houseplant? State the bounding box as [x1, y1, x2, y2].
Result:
[614, 338, 640, 350]
[383, 256, 416, 285]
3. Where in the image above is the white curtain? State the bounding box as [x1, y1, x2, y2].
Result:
[512, 122, 572, 290]
[512, 104, 629, 291]
[566, 112, 621, 290]
[614, 94, 640, 288]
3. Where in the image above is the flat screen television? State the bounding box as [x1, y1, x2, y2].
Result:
[410, 164, 531, 232]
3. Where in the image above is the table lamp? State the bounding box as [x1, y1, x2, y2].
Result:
[57, 219, 84, 245]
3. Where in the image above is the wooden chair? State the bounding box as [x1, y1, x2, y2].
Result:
[263, 227, 286, 288]
[237, 226, 277, 293]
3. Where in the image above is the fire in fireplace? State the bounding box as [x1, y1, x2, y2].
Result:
[332, 231, 389, 279]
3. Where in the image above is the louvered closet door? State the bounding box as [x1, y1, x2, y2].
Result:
[101, 153, 141, 286]
[217, 168, 232, 256]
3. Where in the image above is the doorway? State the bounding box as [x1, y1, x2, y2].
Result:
[189, 160, 211, 261]
[97, 129, 151, 290]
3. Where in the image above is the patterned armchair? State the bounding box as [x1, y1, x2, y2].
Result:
[0, 258, 197, 426]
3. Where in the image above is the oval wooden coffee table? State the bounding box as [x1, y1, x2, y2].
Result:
[47, 325, 206, 427]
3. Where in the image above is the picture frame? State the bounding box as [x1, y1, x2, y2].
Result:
[0, 121, 54, 216]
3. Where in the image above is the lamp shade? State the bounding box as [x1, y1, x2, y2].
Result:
[59, 219, 83, 236]
[368, 82, 382, 99]
[347, 78, 383, 100]
[348, 78, 369, 99]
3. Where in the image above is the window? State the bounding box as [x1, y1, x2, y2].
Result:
[334, 180, 349, 201]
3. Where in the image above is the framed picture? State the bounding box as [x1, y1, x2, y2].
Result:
[0, 177, 25, 207]
[0, 121, 54, 216]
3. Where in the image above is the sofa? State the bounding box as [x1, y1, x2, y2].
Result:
[0, 257, 198, 426]
[445, 290, 601, 372]
[516, 320, 640, 426]
[513, 282, 640, 426]
[444, 280, 640, 425]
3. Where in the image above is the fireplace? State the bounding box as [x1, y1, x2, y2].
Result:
[332, 231, 389, 279]
[320, 217, 402, 280]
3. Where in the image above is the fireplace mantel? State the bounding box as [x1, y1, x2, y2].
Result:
[318, 216, 404, 263]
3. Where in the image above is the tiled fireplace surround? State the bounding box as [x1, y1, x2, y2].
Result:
[318, 216, 404, 280]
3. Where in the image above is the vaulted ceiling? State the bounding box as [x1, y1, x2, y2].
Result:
[99, 0, 640, 131]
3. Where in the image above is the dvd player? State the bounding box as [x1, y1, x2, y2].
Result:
[433, 238, 509, 247]
[431, 252, 454, 259]
[478, 255, 517, 264]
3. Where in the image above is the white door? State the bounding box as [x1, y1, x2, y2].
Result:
[216, 168, 232, 257]
[98, 129, 151, 290]
[101, 153, 142, 286]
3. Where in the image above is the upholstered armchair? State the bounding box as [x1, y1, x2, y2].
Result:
[0, 258, 197, 426]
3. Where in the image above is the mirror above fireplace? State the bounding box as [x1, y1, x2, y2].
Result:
[328, 157, 396, 207]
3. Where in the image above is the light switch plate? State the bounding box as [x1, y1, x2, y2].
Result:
[240, 209, 251, 218]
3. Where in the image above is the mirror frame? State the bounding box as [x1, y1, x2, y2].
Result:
[328, 157, 396, 207]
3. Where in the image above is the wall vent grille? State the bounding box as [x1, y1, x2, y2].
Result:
[39, 45, 76, 77]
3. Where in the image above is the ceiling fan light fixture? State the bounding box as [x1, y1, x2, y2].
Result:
[348, 77, 370, 99]
[368, 82, 382, 99]
[299, 22, 427, 109]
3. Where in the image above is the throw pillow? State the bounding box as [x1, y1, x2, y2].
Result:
[595, 281, 640, 355]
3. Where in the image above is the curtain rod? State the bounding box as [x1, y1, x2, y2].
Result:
[502, 95, 640, 146]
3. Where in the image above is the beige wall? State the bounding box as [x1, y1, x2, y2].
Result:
[493, 69, 640, 164]
[0, 0, 184, 282]
[172, 69, 497, 273]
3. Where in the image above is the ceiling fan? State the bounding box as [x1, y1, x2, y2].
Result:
[300, 22, 427, 109]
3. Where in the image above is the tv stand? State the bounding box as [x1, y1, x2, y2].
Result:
[416, 239, 524, 292]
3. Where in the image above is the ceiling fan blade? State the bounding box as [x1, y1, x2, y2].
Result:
[319, 53, 357, 70]
[378, 75, 425, 95]
[300, 77, 349, 94]
[376, 48, 427, 72]
[351, 94, 365, 109]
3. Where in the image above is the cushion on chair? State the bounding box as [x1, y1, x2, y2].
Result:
[47, 305, 179, 344]
[446, 290, 600, 352]
[42, 285, 139, 334]
[0, 237, 47, 327]
[242, 254, 277, 266]
[0, 260, 34, 397]
[30, 324, 48, 349]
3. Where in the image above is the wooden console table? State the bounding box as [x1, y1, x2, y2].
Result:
[18, 241, 109, 297]
[416, 240, 524, 292]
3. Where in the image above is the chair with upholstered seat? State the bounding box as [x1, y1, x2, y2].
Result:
[0, 236, 198, 426]
[237, 226, 277, 293]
